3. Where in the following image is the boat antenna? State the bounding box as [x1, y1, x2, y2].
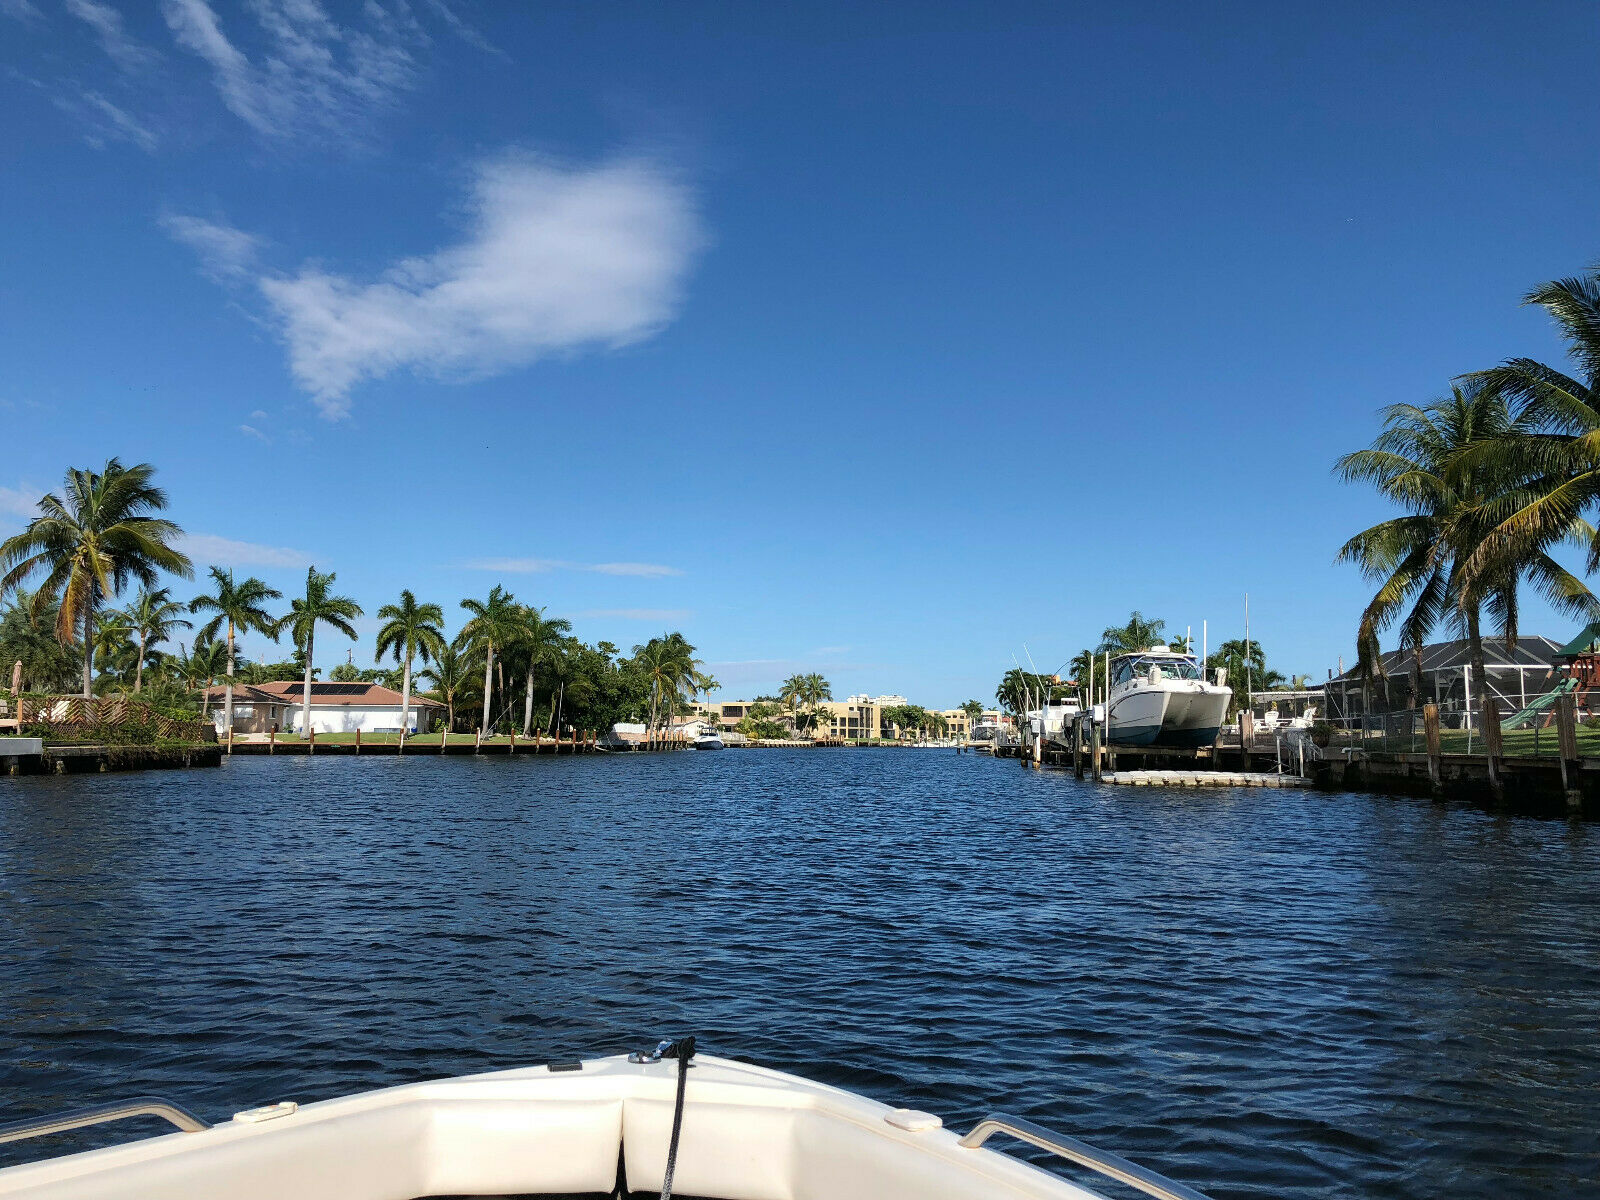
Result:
[1244, 593, 1251, 711]
[1023, 643, 1044, 705]
[1011, 652, 1033, 713]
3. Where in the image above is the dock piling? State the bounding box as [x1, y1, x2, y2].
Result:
[1423, 703, 1441, 791]
[1558, 693, 1580, 811]
[1482, 697, 1504, 799]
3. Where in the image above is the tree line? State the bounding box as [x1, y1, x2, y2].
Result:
[0, 459, 711, 737]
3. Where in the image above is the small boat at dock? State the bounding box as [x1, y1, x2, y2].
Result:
[0, 1040, 1215, 1200]
[1106, 646, 1231, 748]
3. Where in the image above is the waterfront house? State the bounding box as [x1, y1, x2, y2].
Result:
[205, 681, 443, 735]
[202, 684, 299, 736]
[1323, 636, 1561, 725]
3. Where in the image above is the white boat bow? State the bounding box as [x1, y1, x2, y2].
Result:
[0, 1043, 1215, 1200]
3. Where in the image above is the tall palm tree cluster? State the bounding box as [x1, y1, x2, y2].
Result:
[0, 459, 706, 737]
[1338, 265, 1600, 709]
[779, 671, 833, 733]
[632, 632, 713, 739]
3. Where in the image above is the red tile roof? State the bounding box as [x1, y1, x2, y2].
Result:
[208, 681, 443, 707]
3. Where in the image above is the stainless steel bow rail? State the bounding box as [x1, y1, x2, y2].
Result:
[961, 1114, 1216, 1200]
[0, 1098, 211, 1146]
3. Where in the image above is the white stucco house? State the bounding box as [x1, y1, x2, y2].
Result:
[205, 681, 443, 735]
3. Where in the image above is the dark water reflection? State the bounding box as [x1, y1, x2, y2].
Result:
[1, 751, 1597, 1197]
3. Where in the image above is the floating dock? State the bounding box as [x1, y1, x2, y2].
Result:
[1100, 769, 1312, 788]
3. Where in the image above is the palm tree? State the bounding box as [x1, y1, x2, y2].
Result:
[1098, 612, 1166, 654]
[420, 641, 472, 732]
[631, 632, 702, 739]
[190, 568, 282, 744]
[0, 589, 80, 692]
[0, 459, 192, 696]
[1465, 266, 1600, 576]
[779, 673, 805, 723]
[514, 605, 574, 736]
[1336, 387, 1596, 716]
[374, 590, 446, 743]
[91, 610, 138, 692]
[176, 638, 230, 692]
[798, 672, 832, 734]
[1212, 639, 1286, 714]
[459, 585, 518, 735]
[125, 585, 192, 693]
[996, 666, 1062, 714]
[277, 566, 363, 738]
[801, 672, 832, 709]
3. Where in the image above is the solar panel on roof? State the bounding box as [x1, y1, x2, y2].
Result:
[277, 682, 371, 697]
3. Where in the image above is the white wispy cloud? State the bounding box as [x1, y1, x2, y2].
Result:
[238, 423, 269, 442]
[66, 0, 156, 72]
[704, 658, 877, 688]
[0, 484, 41, 519]
[0, 0, 42, 21]
[51, 90, 159, 152]
[420, 0, 500, 55]
[576, 608, 693, 622]
[236, 154, 701, 417]
[468, 557, 685, 578]
[160, 0, 422, 142]
[177, 532, 311, 568]
[160, 213, 261, 280]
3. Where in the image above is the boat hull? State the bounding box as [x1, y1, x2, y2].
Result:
[0, 1054, 1120, 1200]
[1108, 683, 1229, 748]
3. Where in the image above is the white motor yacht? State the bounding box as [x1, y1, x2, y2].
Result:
[1105, 646, 1231, 748]
[0, 1041, 1213, 1200]
[695, 732, 726, 749]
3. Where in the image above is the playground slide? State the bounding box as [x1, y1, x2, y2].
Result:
[1500, 677, 1578, 729]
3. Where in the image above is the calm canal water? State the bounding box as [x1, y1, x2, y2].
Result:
[1, 750, 1597, 1197]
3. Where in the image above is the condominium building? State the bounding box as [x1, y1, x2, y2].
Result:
[692, 697, 1000, 741]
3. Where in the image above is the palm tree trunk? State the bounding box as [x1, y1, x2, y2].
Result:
[480, 643, 495, 736]
[399, 653, 412, 748]
[523, 664, 535, 737]
[135, 630, 146, 694]
[82, 606, 95, 698]
[301, 626, 315, 737]
[225, 620, 236, 752]
[1466, 605, 1489, 729]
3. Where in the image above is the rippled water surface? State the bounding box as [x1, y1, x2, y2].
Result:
[2, 750, 1598, 1197]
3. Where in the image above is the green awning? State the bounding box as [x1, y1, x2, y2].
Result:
[1555, 621, 1600, 657]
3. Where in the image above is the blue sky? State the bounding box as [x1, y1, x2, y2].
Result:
[2, 1, 1598, 705]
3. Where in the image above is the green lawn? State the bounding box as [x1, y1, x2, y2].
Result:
[243, 731, 585, 747]
[1348, 724, 1600, 757]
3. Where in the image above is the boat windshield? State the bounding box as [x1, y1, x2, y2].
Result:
[1112, 655, 1202, 684]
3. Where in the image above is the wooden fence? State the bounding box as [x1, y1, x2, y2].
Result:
[2, 694, 212, 743]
